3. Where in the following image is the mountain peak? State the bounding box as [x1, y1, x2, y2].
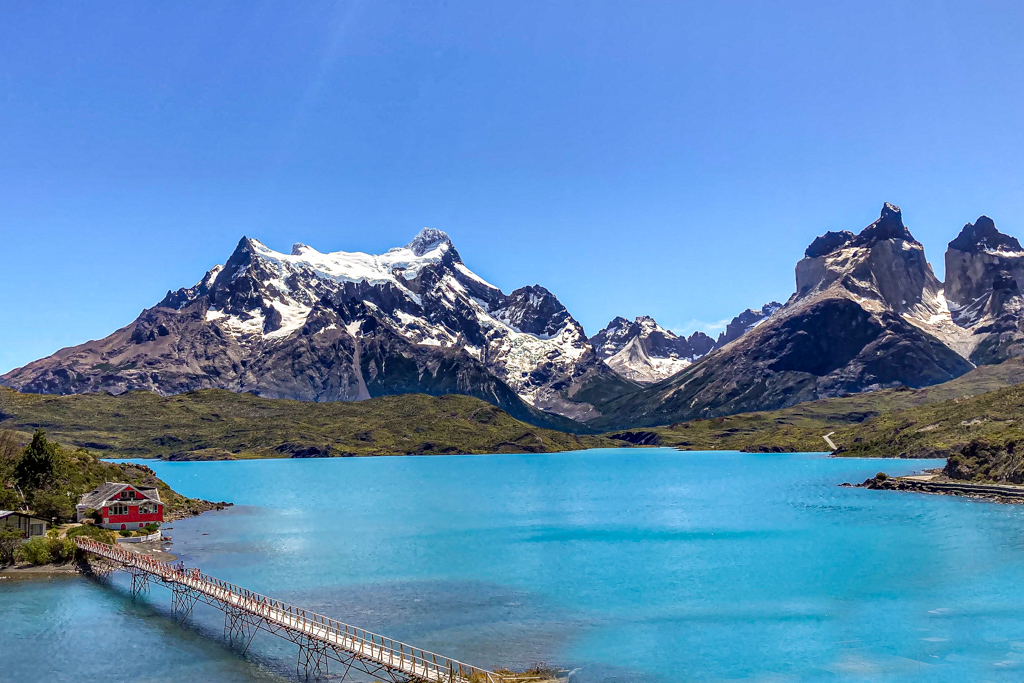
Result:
[948, 216, 1023, 254]
[406, 228, 452, 256]
[855, 202, 917, 247]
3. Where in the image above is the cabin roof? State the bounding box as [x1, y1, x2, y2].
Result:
[78, 482, 161, 508]
[0, 510, 47, 523]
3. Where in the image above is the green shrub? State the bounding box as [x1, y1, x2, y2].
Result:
[18, 537, 54, 565]
[875, 472, 888, 481]
[143, 523, 159, 534]
[17, 532, 77, 565]
[118, 529, 132, 537]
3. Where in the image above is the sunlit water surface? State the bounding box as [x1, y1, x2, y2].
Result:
[4, 449, 1024, 682]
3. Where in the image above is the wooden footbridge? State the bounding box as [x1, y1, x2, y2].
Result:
[74, 538, 505, 683]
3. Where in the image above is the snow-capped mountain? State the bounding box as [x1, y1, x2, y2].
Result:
[594, 204, 975, 429]
[590, 316, 714, 384]
[1, 229, 623, 425]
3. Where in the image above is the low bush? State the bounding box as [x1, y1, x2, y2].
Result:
[17, 532, 76, 565]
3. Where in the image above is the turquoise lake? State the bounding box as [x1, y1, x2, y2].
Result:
[5, 449, 1024, 682]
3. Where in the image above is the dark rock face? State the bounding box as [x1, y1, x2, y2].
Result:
[713, 302, 783, 349]
[805, 231, 855, 258]
[606, 431, 661, 445]
[492, 285, 576, 339]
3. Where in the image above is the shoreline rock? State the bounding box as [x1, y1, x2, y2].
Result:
[166, 498, 233, 522]
[848, 471, 1024, 504]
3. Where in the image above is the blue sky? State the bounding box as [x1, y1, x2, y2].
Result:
[2, 1, 1024, 373]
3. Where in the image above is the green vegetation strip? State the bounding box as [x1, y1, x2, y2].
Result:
[0, 388, 617, 460]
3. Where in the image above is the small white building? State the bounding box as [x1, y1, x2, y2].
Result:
[0, 510, 47, 538]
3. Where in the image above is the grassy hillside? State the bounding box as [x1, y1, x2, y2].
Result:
[831, 383, 1024, 458]
[609, 358, 1024, 455]
[0, 388, 617, 459]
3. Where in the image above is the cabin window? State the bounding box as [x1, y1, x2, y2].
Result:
[109, 503, 129, 516]
[139, 502, 157, 515]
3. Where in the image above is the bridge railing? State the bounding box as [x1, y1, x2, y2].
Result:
[74, 537, 502, 683]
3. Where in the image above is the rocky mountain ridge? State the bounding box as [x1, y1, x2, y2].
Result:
[7, 203, 1024, 432]
[591, 204, 992, 429]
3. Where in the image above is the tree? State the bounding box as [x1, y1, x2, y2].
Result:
[0, 430, 23, 510]
[14, 430, 64, 492]
[29, 490, 74, 524]
[0, 528, 22, 565]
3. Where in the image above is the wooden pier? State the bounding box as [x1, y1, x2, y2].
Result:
[74, 537, 505, 682]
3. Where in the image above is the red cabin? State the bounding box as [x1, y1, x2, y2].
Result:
[77, 482, 164, 530]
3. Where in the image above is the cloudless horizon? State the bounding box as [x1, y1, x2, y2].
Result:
[3, 1, 1024, 374]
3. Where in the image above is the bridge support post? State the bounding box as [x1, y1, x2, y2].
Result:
[168, 582, 201, 624]
[223, 605, 262, 654]
[126, 566, 151, 601]
[296, 635, 331, 679]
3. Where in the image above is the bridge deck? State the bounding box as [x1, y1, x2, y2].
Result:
[74, 537, 502, 683]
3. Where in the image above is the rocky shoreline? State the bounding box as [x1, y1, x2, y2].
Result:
[844, 470, 1024, 504]
[166, 497, 233, 522]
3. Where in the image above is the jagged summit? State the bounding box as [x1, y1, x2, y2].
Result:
[856, 202, 916, 247]
[406, 227, 452, 257]
[803, 203, 917, 259]
[948, 216, 1023, 254]
[805, 231, 855, 258]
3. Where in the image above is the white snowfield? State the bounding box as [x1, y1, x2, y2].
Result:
[605, 337, 693, 384]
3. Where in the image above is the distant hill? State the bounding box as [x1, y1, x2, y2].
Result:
[0, 388, 617, 460]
